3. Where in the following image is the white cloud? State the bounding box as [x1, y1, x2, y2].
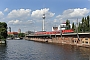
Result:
[6, 8, 90, 32]
[62, 8, 89, 19]
[8, 20, 22, 24]
[7, 9, 31, 19]
[27, 20, 35, 24]
[31, 8, 55, 19]
[0, 11, 4, 18]
[54, 8, 90, 23]
[4, 8, 9, 12]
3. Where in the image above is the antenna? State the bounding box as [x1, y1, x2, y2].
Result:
[42, 4, 45, 31]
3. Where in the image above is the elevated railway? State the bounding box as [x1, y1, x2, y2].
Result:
[25, 32, 90, 48]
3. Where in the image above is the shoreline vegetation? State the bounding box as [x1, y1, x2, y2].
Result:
[0, 22, 7, 44]
[66, 15, 90, 33]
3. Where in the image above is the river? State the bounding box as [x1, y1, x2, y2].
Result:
[0, 40, 90, 60]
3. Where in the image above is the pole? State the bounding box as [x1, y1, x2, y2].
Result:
[77, 18, 79, 40]
[60, 25, 62, 39]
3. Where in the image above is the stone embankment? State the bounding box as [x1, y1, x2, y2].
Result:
[25, 33, 90, 48]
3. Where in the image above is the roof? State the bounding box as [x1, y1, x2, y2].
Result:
[7, 32, 18, 35]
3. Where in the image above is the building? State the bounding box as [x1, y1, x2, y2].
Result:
[52, 27, 58, 31]
[18, 29, 21, 33]
[58, 23, 72, 30]
[7, 27, 20, 37]
[8, 27, 11, 32]
[52, 23, 72, 31]
[7, 32, 18, 37]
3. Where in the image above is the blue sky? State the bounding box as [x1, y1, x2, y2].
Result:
[0, 0, 90, 32]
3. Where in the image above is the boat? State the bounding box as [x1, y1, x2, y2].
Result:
[7, 37, 13, 40]
[14, 37, 21, 40]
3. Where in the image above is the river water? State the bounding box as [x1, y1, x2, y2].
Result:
[0, 40, 90, 60]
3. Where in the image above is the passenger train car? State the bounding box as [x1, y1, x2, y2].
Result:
[34, 29, 74, 35]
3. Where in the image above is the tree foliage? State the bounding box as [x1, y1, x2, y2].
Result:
[18, 33, 25, 38]
[66, 15, 90, 33]
[72, 22, 75, 30]
[78, 16, 90, 32]
[0, 22, 7, 39]
[66, 19, 70, 29]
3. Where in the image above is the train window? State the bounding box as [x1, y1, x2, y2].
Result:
[82, 41, 84, 43]
[85, 42, 88, 44]
[85, 38, 88, 40]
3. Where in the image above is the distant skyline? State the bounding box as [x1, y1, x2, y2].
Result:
[0, 0, 90, 32]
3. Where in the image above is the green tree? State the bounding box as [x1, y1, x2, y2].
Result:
[81, 17, 85, 32]
[0, 22, 7, 39]
[65, 16, 90, 33]
[87, 15, 89, 27]
[18, 33, 25, 38]
[78, 22, 83, 33]
[78, 16, 90, 32]
[66, 19, 70, 29]
[72, 22, 74, 30]
[82, 17, 84, 25]
[87, 15, 90, 31]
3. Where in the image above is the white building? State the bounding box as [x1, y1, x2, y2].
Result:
[18, 29, 21, 33]
[52, 27, 58, 31]
[52, 23, 72, 31]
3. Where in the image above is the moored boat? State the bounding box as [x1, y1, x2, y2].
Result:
[14, 37, 21, 40]
[7, 37, 12, 40]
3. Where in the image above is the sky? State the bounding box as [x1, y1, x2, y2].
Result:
[0, 0, 90, 32]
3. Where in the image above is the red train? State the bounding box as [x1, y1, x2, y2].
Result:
[34, 29, 74, 35]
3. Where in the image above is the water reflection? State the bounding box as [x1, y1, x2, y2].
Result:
[0, 44, 7, 60]
[0, 40, 90, 60]
[58, 44, 89, 60]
